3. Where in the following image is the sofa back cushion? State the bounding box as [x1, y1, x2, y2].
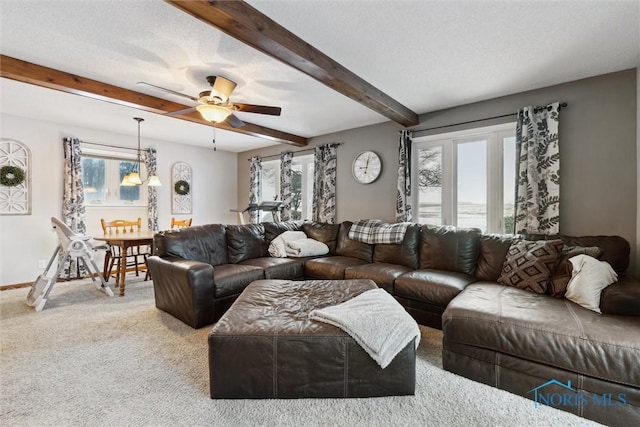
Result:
[154, 224, 228, 266]
[302, 222, 340, 253]
[419, 225, 481, 275]
[373, 224, 420, 269]
[263, 220, 305, 246]
[523, 234, 630, 275]
[335, 221, 374, 262]
[226, 224, 268, 264]
[475, 234, 515, 281]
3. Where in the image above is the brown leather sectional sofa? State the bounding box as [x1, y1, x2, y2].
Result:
[147, 220, 639, 425]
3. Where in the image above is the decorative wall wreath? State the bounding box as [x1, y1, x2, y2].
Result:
[0, 165, 26, 187]
[174, 180, 190, 196]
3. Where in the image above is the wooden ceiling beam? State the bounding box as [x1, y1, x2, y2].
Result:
[165, 0, 419, 127]
[0, 55, 308, 147]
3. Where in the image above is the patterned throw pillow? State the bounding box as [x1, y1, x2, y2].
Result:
[548, 246, 604, 297]
[497, 239, 564, 294]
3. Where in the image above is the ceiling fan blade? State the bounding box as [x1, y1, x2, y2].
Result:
[137, 82, 198, 102]
[206, 75, 237, 101]
[232, 103, 282, 116]
[166, 107, 196, 116]
[225, 113, 245, 128]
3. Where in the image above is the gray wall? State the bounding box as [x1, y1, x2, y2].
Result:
[238, 69, 638, 276]
[637, 66, 640, 278]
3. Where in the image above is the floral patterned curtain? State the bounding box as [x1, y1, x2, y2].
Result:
[145, 148, 158, 231]
[62, 137, 86, 277]
[396, 130, 413, 222]
[279, 151, 293, 221]
[514, 102, 560, 234]
[312, 144, 338, 223]
[62, 138, 86, 233]
[249, 156, 262, 224]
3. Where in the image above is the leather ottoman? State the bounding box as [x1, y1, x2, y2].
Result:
[209, 279, 416, 398]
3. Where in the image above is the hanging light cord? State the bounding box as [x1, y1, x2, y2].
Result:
[135, 117, 144, 173]
[212, 127, 217, 152]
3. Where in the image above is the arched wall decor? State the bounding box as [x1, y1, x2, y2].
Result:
[0, 139, 31, 215]
[172, 161, 192, 214]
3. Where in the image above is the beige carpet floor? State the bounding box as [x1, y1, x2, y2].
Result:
[0, 278, 599, 426]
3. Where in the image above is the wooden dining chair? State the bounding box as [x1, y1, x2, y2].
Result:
[100, 218, 150, 282]
[171, 218, 192, 228]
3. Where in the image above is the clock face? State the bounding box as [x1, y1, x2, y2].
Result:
[352, 151, 382, 184]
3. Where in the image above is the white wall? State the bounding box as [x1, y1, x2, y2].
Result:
[0, 113, 237, 286]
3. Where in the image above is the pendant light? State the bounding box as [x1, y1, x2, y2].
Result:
[121, 117, 162, 187]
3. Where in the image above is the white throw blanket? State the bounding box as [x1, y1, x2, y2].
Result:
[285, 238, 329, 257]
[268, 231, 307, 257]
[309, 288, 420, 369]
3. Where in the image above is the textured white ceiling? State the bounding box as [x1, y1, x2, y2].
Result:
[1, 0, 638, 152]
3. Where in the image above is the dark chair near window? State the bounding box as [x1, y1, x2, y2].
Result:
[171, 218, 192, 228]
[100, 218, 150, 283]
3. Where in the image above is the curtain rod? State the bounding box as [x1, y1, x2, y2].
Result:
[409, 102, 568, 134]
[249, 142, 342, 161]
[81, 140, 150, 152]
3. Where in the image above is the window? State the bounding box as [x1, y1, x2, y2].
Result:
[291, 155, 314, 220]
[260, 160, 280, 204]
[81, 150, 148, 206]
[413, 123, 516, 233]
[259, 154, 314, 221]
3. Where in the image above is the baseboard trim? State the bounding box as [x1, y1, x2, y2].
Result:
[0, 273, 107, 291]
[0, 282, 32, 291]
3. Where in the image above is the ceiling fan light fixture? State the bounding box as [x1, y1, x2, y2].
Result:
[196, 104, 232, 123]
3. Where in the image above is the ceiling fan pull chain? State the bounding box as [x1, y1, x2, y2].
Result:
[212, 128, 216, 152]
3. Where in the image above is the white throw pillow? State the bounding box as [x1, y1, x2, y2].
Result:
[565, 254, 618, 313]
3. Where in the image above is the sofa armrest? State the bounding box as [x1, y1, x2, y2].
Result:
[600, 276, 640, 316]
[147, 255, 216, 328]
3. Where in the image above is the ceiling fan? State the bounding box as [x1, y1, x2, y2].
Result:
[138, 76, 282, 128]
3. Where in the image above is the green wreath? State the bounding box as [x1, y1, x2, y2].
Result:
[0, 165, 26, 187]
[174, 180, 190, 196]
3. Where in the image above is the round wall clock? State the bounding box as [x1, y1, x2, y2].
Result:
[352, 150, 382, 184]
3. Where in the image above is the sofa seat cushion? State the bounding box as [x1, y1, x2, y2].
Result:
[239, 257, 303, 280]
[213, 264, 264, 298]
[304, 256, 369, 280]
[442, 283, 640, 388]
[394, 269, 476, 308]
[344, 263, 413, 293]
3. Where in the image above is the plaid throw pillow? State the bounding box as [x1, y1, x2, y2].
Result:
[348, 219, 410, 244]
[548, 246, 604, 297]
[497, 239, 564, 294]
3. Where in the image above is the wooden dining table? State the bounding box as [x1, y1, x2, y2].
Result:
[94, 231, 155, 296]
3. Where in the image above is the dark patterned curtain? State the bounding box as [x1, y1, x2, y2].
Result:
[396, 130, 413, 222]
[514, 102, 560, 234]
[249, 156, 262, 224]
[62, 138, 86, 233]
[62, 137, 86, 277]
[279, 151, 293, 221]
[145, 148, 158, 231]
[312, 144, 338, 223]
